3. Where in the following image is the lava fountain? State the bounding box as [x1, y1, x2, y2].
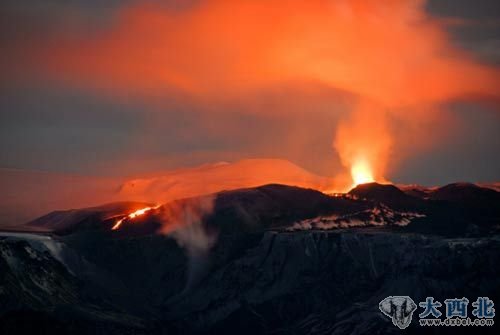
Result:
[351, 158, 375, 186]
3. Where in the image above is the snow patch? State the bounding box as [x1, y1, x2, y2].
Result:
[288, 205, 425, 231]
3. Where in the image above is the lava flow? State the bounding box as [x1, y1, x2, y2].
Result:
[111, 206, 159, 230]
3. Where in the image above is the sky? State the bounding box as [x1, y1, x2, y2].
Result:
[0, 0, 499, 188]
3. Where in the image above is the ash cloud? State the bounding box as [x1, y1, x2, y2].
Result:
[1, 0, 499, 189]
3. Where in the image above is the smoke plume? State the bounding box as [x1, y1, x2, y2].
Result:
[159, 195, 216, 290]
[5, 0, 500, 189]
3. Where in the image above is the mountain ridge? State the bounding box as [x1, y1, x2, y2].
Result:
[25, 182, 500, 237]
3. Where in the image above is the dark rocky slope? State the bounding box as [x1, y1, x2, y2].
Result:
[1, 230, 499, 334]
[1, 183, 499, 334]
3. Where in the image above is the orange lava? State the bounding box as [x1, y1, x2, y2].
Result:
[111, 206, 159, 230]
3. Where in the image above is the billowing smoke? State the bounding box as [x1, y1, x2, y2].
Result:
[334, 101, 392, 189]
[159, 195, 216, 291]
[5, 0, 499, 190]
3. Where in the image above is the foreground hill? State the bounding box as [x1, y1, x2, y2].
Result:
[1, 226, 499, 334]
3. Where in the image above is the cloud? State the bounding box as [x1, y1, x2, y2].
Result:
[12, 0, 495, 101]
[2, 0, 499, 188]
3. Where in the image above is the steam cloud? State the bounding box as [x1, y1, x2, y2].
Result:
[159, 195, 216, 291]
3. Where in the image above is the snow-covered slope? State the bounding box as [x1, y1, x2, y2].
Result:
[289, 203, 425, 230]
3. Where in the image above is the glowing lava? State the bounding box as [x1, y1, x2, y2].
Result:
[111, 206, 159, 230]
[351, 159, 375, 186]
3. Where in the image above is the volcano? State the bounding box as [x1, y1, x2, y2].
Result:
[25, 182, 499, 236]
[1, 182, 499, 334]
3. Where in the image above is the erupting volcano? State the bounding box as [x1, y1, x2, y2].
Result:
[1, 0, 499, 334]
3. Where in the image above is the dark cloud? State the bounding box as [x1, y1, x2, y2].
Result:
[427, 0, 500, 64]
[393, 103, 500, 185]
[0, 84, 346, 176]
[0, 0, 197, 51]
[0, 86, 142, 172]
[427, 0, 500, 19]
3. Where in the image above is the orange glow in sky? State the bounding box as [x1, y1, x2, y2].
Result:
[8, 0, 499, 192]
